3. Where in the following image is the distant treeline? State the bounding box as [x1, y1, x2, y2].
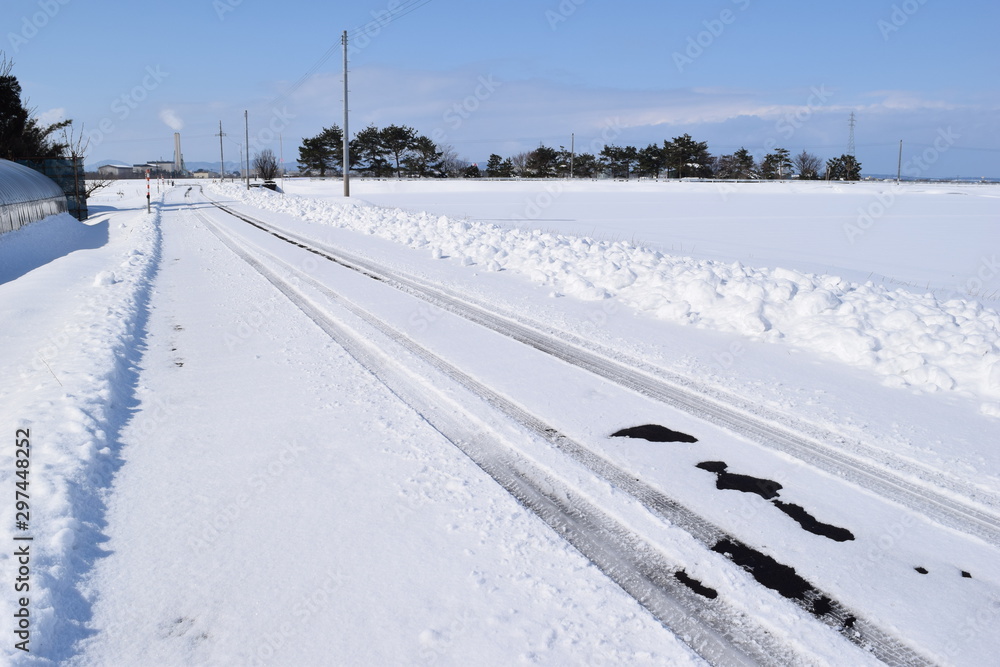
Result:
[297, 124, 862, 181]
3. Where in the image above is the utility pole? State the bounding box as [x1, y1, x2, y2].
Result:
[217, 121, 226, 182]
[342, 30, 350, 197]
[897, 140, 903, 184]
[244, 110, 250, 190]
[570, 133, 575, 179]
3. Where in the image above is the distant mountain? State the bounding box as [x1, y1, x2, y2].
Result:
[185, 160, 232, 173]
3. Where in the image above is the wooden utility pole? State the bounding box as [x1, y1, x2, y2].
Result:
[342, 30, 350, 197]
[244, 110, 250, 190]
[217, 121, 226, 182]
[570, 133, 574, 179]
[897, 140, 903, 184]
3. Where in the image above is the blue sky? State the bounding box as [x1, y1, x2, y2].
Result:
[6, 0, 999, 177]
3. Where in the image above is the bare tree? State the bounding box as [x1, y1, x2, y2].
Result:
[253, 148, 280, 180]
[60, 124, 108, 195]
[85, 178, 111, 196]
[509, 151, 529, 177]
[792, 150, 822, 180]
[437, 144, 467, 177]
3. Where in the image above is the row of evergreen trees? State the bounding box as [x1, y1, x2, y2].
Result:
[298, 124, 451, 178]
[475, 138, 860, 181]
[299, 126, 863, 181]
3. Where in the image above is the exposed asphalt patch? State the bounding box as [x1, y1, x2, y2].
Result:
[696, 461, 782, 499]
[697, 461, 854, 542]
[674, 570, 718, 599]
[712, 539, 810, 600]
[611, 424, 698, 443]
[772, 500, 855, 543]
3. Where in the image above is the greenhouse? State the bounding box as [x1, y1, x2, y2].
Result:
[0, 158, 69, 236]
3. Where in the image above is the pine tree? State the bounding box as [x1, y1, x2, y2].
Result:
[760, 147, 792, 179]
[571, 153, 599, 178]
[484, 153, 505, 177]
[350, 125, 392, 177]
[380, 125, 418, 178]
[599, 145, 639, 179]
[637, 143, 667, 178]
[715, 147, 757, 179]
[297, 126, 342, 176]
[525, 145, 559, 177]
[403, 135, 444, 177]
[825, 154, 862, 181]
[0, 54, 70, 159]
[665, 134, 713, 178]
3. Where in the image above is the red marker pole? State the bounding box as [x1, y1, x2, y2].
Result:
[146, 170, 151, 213]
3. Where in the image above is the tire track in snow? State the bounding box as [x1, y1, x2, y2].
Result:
[192, 205, 932, 666]
[201, 194, 1000, 552]
[190, 208, 781, 666]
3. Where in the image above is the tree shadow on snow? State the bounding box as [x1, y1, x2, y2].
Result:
[0, 214, 109, 286]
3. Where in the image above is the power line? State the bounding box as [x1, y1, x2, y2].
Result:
[347, 0, 434, 41]
[268, 0, 434, 108]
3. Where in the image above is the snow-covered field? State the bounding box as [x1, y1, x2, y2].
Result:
[1, 178, 998, 665]
[269, 178, 1000, 415]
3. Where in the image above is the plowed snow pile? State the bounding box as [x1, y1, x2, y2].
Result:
[212, 183, 1000, 416]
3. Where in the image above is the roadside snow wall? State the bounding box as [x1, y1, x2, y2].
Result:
[211, 183, 1000, 416]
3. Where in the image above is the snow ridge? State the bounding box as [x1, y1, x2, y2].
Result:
[0, 205, 162, 663]
[212, 184, 1000, 415]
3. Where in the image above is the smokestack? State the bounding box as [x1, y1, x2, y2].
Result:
[174, 132, 183, 174]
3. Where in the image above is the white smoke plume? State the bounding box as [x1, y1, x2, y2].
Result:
[159, 109, 184, 131]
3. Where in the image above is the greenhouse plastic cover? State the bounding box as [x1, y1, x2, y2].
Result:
[0, 158, 68, 234]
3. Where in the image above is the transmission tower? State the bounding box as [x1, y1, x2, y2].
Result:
[847, 112, 856, 157]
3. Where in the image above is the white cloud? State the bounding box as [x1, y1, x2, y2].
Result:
[37, 107, 66, 126]
[206, 66, 997, 176]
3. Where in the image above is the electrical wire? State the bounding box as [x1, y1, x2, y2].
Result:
[268, 0, 434, 108]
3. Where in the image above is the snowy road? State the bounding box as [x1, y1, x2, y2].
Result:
[2, 182, 998, 665]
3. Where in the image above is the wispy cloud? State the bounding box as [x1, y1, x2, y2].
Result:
[135, 66, 998, 178]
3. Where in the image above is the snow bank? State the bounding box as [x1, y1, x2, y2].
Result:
[0, 206, 161, 661]
[211, 184, 1000, 415]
